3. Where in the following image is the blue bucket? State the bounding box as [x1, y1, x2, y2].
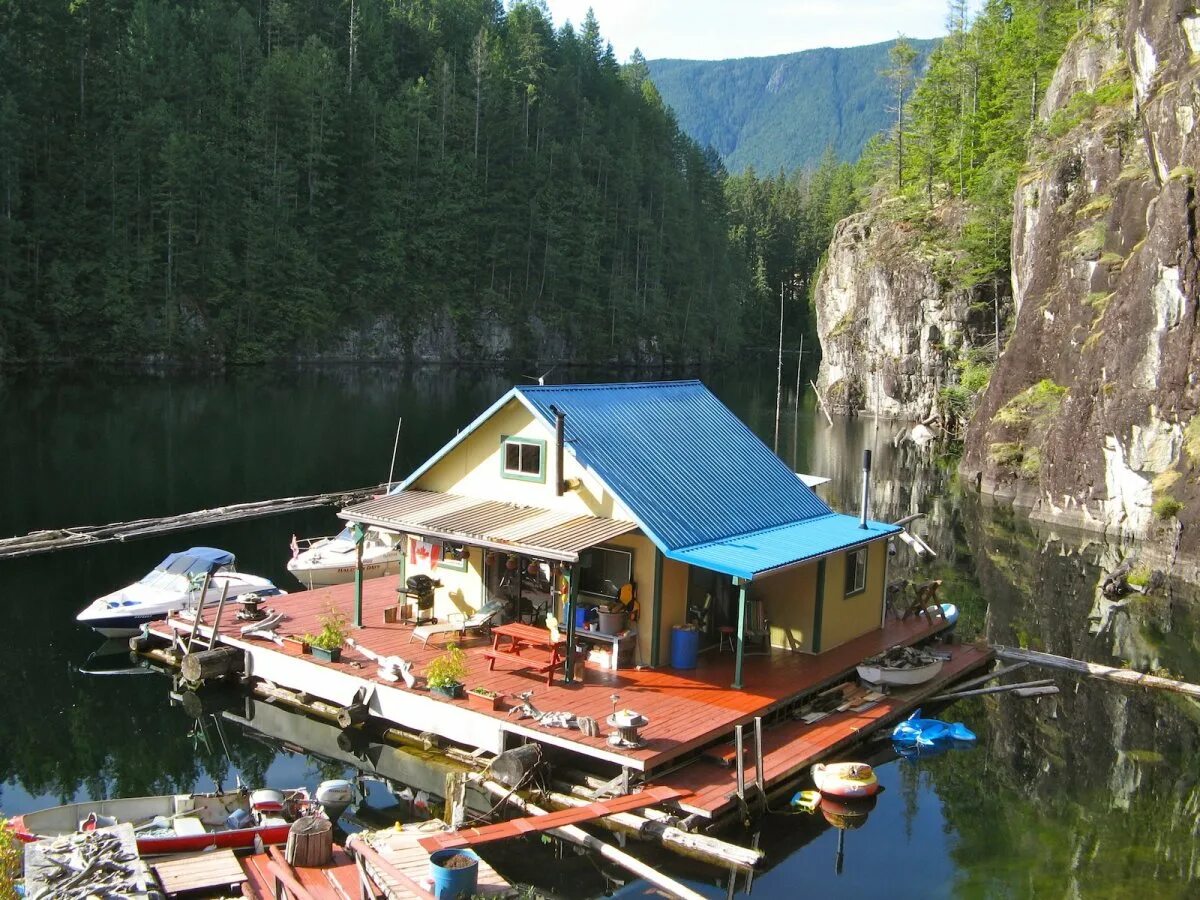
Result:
[670, 624, 700, 669]
[429, 848, 479, 899]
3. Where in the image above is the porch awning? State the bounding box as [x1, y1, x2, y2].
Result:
[664, 514, 901, 582]
[341, 490, 639, 563]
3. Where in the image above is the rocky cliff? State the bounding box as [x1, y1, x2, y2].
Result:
[813, 205, 985, 420]
[961, 0, 1200, 561]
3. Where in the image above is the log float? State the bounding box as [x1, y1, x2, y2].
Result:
[179, 646, 244, 683]
[993, 645, 1200, 698]
[468, 775, 708, 900]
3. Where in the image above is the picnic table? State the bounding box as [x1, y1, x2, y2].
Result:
[483, 621, 565, 685]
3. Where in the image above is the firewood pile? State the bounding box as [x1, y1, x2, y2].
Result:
[23, 823, 159, 900]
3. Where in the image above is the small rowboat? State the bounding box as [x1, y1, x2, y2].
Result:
[856, 657, 944, 686]
[8, 787, 314, 856]
[812, 762, 880, 799]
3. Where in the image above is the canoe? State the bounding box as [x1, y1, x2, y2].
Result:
[8, 787, 313, 856]
[811, 762, 880, 799]
[856, 657, 944, 686]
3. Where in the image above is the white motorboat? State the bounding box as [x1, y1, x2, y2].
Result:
[76, 547, 286, 637]
[286, 525, 402, 588]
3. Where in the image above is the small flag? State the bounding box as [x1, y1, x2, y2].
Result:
[290, 534, 300, 558]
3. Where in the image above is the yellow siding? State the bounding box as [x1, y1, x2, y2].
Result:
[818, 539, 888, 651]
[759, 564, 816, 652]
[586, 532, 658, 663]
[412, 399, 630, 519]
[658, 557, 690, 665]
[400, 539, 485, 621]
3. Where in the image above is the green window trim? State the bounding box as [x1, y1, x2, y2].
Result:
[499, 435, 547, 483]
[843, 547, 867, 597]
[438, 541, 470, 572]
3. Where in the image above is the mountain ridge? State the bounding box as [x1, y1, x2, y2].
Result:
[648, 38, 936, 174]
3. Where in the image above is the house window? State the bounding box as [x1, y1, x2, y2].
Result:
[501, 436, 546, 482]
[844, 548, 867, 596]
[439, 542, 469, 571]
[579, 546, 633, 599]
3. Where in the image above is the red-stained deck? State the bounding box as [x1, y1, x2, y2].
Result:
[652, 642, 992, 818]
[150, 577, 961, 776]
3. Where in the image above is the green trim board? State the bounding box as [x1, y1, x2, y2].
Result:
[499, 434, 547, 483]
[812, 558, 826, 654]
[651, 548, 664, 667]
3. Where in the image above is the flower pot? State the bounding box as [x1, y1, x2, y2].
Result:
[430, 682, 464, 700]
[311, 645, 342, 663]
[429, 848, 479, 899]
[467, 690, 501, 711]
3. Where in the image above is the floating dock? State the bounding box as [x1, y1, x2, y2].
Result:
[142, 578, 989, 824]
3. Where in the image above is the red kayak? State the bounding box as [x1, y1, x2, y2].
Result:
[9, 787, 315, 856]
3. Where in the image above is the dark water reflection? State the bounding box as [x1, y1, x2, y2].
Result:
[2, 364, 1198, 897]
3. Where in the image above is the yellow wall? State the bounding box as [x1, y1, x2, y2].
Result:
[818, 539, 887, 651]
[759, 563, 817, 652]
[413, 399, 630, 520]
[657, 557, 690, 665]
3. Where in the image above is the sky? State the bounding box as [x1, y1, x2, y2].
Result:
[539, 1, 968, 61]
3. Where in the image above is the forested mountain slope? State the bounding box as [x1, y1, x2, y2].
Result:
[648, 39, 936, 174]
[0, 1, 743, 365]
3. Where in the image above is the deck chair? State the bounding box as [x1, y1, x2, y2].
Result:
[409, 599, 504, 646]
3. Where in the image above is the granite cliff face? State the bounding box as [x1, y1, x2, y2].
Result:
[813, 206, 984, 420]
[961, 0, 1200, 560]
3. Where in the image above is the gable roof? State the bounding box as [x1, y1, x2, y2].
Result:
[392, 379, 897, 580]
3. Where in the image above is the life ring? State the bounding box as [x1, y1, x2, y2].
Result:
[811, 762, 879, 799]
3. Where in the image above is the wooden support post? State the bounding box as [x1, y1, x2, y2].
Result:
[335, 700, 370, 729]
[285, 816, 333, 867]
[564, 564, 578, 684]
[179, 646, 244, 684]
[351, 523, 366, 628]
[993, 645, 1200, 698]
[732, 580, 748, 690]
[444, 771, 467, 830]
[469, 776, 708, 900]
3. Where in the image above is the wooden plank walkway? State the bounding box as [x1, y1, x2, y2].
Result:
[653, 643, 993, 818]
[150, 577, 951, 773]
[360, 827, 514, 898]
[153, 849, 245, 896]
[416, 786, 688, 852]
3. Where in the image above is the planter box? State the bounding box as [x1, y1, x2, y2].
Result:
[311, 645, 342, 663]
[467, 690, 501, 711]
[430, 682, 464, 700]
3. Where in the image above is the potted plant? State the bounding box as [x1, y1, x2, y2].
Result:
[466, 686, 502, 711]
[304, 608, 349, 663]
[425, 644, 468, 699]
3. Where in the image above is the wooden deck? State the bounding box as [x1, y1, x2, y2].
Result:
[148, 578, 958, 776]
[652, 642, 992, 818]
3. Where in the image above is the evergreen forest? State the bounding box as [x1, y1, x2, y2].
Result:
[0, 0, 863, 367]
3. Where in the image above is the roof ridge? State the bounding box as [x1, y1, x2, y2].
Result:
[517, 379, 703, 392]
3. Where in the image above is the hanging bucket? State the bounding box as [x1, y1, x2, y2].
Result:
[429, 848, 480, 899]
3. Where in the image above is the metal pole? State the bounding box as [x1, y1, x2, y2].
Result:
[734, 724, 746, 800]
[732, 579, 748, 689]
[386, 416, 403, 490]
[351, 523, 366, 627]
[774, 283, 784, 453]
[753, 716, 765, 797]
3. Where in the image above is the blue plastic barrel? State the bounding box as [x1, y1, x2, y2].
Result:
[671, 624, 700, 669]
[429, 848, 480, 899]
[575, 605, 589, 628]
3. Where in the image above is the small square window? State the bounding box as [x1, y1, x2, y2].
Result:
[844, 548, 867, 596]
[439, 542, 469, 571]
[501, 437, 545, 481]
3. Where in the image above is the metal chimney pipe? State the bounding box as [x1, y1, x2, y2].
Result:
[550, 405, 565, 496]
[859, 449, 872, 528]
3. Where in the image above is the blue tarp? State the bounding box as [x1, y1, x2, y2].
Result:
[153, 547, 235, 577]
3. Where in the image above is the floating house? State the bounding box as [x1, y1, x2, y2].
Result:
[342, 380, 901, 687]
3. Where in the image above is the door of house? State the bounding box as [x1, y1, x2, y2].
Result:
[686, 566, 736, 650]
[483, 552, 552, 625]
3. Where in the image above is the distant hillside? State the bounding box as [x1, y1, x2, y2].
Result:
[649, 39, 936, 174]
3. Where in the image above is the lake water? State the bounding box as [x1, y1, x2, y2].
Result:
[2, 364, 1198, 898]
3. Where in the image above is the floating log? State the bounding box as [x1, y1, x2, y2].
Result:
[469, 775, 707, 900]
[0, 483, 387, 560]
[810, 380, 834, 426]
[180, 646, 244, 683]
[286, 816, 333, 867]
[932, 678, 1054, 702]
[542, 789, 762, 871]
[993, 645, 1200, 698]
[939, 661, 1029, 695]
[1013, 685, 1060, 698]
[489, 744, 543, 787]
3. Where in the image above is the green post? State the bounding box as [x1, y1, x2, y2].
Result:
[651, 549, 664, 667]
[563, 565, 578, 684]
[351, 523, 366, 628]
[732, 578, 748, 690]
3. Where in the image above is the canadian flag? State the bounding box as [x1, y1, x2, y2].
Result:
[409, 539, 440, 568]
[290, 534, 300, 559]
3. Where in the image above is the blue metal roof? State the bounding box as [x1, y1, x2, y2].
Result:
[665, 514, 899, 581]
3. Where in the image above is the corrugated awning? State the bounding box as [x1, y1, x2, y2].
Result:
[664, 514, 901, 581]
[341, 490, 639, 563]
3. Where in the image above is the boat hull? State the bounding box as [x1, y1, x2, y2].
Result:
[287, 555, 400, 588]
[856, 658, 945, 686]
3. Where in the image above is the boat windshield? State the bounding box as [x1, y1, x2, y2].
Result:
[140, 549, 234, 587]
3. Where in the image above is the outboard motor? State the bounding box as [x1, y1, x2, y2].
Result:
[315, 779, 356, 822]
